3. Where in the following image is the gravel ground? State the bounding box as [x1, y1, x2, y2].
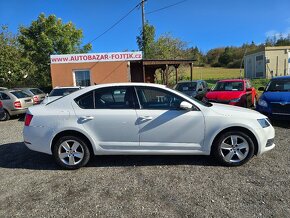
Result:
[0, 118, 289, 217]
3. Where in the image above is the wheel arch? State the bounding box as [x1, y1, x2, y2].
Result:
[51, 130, 95, 156]
[210, 126, 259, 155]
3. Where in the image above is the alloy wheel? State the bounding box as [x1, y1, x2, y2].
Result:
[220, 135, 249, 163]
[58, 140, 85, 166]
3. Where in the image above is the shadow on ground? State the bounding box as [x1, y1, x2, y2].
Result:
[0, 142, 218, 170]
[271, 120, 290, 129]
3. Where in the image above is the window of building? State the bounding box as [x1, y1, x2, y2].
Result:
[74, 70, 90, 86]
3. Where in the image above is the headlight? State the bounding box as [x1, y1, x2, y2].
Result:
[257, 118, 270, 128]
[230, 98, 241, 102]
[258, 99, 268, 107]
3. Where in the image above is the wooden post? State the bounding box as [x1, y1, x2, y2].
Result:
[142, 64, 146, 82]
[165, 64, 169, 85]
[174, 64, 179, 84]
[190, 63, 193, 81]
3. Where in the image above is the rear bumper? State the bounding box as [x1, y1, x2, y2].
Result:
[10, 108, 28, 116]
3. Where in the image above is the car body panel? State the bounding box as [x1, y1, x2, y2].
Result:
[206, 79, 256, 107]
[23, 83, 275, 159]
[174, 80, 208, 100]
[0, 90, 34, 116]
[256, 76, 290, 119]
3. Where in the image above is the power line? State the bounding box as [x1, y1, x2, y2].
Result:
[146, 0, 187, 15]
[86, 2, 141, 45]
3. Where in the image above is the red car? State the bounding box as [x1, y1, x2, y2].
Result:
[205, 79, 257, 108]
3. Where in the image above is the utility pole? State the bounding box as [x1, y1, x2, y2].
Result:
[141, 0, 146, 58]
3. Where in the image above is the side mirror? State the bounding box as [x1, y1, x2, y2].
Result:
[180, 101, 193, 110]
[246, 88, 253, 91]
[258, 87, 265, 91]
[197, 88, 203, 92]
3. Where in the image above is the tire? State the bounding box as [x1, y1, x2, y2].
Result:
[53, 135, 91, 170]
[0, 110, 10, 121]
[212, 131, 255, 166]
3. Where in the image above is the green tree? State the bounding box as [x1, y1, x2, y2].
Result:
[18, 13, 91, 87]
[0, 26, 34, 88]
[136, 22, 156, 59]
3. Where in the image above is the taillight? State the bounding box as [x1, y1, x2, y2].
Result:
[24, 114, 33, 126]
[33, 96, 39, 104]
[14, 101, 21, 108]
[0, 101, 2, 108]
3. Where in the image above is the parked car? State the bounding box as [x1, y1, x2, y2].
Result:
[256, 76, 290, 120]
[24, 83, 275, 169]
[204, 79, 257, 108]
[0, 100, 4, 120]
[0, 89, 34, 120]
[173, 80, 208, 100]
[42, 86, 82, 104]
[16, 88, 46, 104]
[0, 87, 7, 91]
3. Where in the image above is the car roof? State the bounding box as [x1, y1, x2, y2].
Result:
[176, 80, 204, 83]
[53, 86, 81, 89]
[218, 79, 245, 82]
[271, 76, 290, 80]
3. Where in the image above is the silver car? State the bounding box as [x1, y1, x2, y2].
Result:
[0, 90, 34, 120]
[17, 88, 46, 104]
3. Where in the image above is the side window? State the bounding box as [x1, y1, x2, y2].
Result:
[95, 87, 136, 109]
[0, 93, 10, 100]
[136, 87, 184, 110]
[75, 91, 94, 109]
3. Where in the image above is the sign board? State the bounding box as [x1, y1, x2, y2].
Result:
[51, 51, 142, 64]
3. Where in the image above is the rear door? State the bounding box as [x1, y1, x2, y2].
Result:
[73, 86, 140, 149]
[134, 86, 205, 151]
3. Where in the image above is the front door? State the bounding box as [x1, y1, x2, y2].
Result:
[135, 86, 205, 151]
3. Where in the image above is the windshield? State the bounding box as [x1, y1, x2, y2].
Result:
[49, 88, 79, 97]
[176, 82, 197, 92]
[266, 80, 290, 92]
[213, 81, 244, 91]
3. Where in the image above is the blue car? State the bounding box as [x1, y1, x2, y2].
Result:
[256, 76, 290, 120]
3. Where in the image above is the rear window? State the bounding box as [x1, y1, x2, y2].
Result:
[10, 91, 31, 98]
[176, 82, 197, 92]
[30, 88, 44, 95]
[49, 88, 79, 97]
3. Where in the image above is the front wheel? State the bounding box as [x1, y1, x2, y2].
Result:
[212, 131, 255, 166]
[53, 136, 91, 170]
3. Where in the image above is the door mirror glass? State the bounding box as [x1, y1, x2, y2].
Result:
[246, 88, 253, 91]
[180, 101, 192, 110]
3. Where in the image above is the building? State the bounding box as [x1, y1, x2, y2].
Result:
[244, 46, 290, 79]
[50, 51, 194, 88]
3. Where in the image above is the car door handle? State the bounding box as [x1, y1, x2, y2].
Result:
[80, 116, 94, 120]
[139, 116, 153, 121]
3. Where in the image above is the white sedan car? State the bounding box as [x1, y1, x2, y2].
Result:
[23, 83, 275, 169]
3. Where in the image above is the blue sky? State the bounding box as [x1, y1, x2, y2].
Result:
[1, 0, 290, 53]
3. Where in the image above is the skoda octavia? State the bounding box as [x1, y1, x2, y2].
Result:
[23, 83, 275, 169]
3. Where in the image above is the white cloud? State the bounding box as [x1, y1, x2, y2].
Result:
[265, 28, 290, 38]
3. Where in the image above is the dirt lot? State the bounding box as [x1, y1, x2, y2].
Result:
[0, 118, 289, 217]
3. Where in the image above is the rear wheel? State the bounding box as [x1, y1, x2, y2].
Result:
[0, 110, 10, 121]
[53, 136, 91, 170]
[212, 131, 255, 166]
